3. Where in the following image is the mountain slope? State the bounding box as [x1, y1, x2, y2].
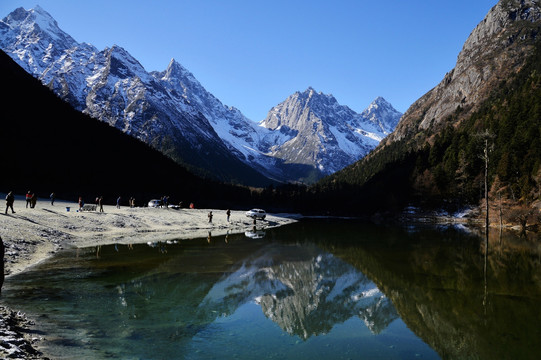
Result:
[316, 0, 541, 214]
[0, 6, 402, 186]
[0, 6, 273, 187]
[383, 0, 541, 146]
[0, 49, 256, 208]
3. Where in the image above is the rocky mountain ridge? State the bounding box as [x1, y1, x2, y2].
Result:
[318, 0, 541, 215]
[0, 6, 272, 186]
[383, 0, 541, 147]
[259, 88, 401, 181]
[0, 5, 401, 185]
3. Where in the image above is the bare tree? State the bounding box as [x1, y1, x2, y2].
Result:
[477, 130, 495, 232]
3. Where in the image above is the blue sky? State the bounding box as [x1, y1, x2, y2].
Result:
[1, 1, 497, 121]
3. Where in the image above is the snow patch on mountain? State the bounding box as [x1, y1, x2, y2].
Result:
[0, 6, 402, 184]
[257, 88, 402, 181]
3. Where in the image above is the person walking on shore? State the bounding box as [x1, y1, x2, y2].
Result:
[5, 191, 15, 214]
[208, 211, 213, 223]
[98, 196, 104, 212]
[50, 192, 56, 206]
[25, 191, 32, 208]
[226, 209, 231, 222]
[116, 196, 121, 209]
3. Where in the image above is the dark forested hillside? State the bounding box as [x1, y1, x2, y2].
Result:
[314, 41, 541, 216]
[0, 50, 254, 209]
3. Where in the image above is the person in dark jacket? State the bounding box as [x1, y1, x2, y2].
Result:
[5, 191, 15, 214]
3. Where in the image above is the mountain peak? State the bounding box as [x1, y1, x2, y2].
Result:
[294, 87, 337, 105]
[259, 87, 401, 180]
[165, 57, 188, 74]
[2, 6, 54, 30]
[1, 6, 78, 74]
[361, 97, 402, 135]
[161, 57, 199, 87]
[372, 96, 388, 104]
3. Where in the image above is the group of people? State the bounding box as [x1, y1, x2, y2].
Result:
[25, 191, 37, 209]
[4, 190, 38, 214]
[5, 190, 58, 214]
[208, 209, 232, 223]
[5, 192, 235, 227]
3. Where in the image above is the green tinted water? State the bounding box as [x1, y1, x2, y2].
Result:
[3, 220, 541, 359]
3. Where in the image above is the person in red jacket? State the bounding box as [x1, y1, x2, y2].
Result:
[25, 191, 32, 208]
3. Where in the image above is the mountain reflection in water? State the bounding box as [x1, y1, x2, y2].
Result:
[3, 221, 540, 359]
[307, 222, 541, 360]
[200, 243, 397, 339]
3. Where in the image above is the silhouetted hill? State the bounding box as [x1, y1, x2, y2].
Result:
[0, 50, 252, 208]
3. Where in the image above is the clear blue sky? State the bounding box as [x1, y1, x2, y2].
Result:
[1, 0, 498, 121]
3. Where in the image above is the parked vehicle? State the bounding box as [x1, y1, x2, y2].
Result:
[245, 229, 266, 239]
[245, 208, 266, 220]
[148, 199, 163, 208]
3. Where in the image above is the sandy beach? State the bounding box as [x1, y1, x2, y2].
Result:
[0, 193, 298, 359]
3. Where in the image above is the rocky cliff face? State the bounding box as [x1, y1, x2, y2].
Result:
[384, 0, 541, 146]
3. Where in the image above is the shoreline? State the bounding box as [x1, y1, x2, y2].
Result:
[0, 195, 299, 278]
[0, 194, 299, 359]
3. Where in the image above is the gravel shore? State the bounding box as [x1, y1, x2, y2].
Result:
[0, 194, 298, 359]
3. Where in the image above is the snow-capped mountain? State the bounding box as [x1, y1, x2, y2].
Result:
[0, 5, 271, 186]
[0, 6, 402, 185]
[361, 96, 402, 135]
[151, 59, 265, 161]
[258, 88, 402, 182]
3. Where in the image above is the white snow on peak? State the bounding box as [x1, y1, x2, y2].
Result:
[0, 5, 403, 184]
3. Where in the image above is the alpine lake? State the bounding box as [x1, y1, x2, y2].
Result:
[3, 219, 541, 359]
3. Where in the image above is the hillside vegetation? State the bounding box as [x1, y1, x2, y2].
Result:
[313, 41, 541, 220]
[0, 50, 256, 210]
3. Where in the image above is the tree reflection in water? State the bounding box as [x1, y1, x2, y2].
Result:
[311, 222, 541, 360]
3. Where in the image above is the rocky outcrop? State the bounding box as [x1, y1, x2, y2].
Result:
[384, 0, 541, 146]
[0, 306, 47, 359]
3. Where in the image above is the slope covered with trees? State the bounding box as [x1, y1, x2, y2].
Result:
[0, 50, 255, 209]
[314, 41, 541, 218]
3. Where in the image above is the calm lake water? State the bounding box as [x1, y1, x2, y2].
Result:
[3, 220, 541, 359]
